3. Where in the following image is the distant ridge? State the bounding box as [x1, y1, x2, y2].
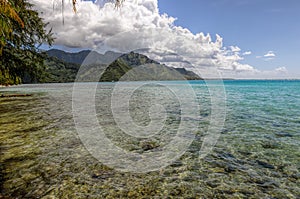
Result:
[46, 49, 122, 65]
[44, 50, 202, 82]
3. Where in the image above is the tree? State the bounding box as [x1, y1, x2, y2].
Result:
[0, 0, 53, 85]
[0, 0, 24, 55]
[0, 0, 124, 85]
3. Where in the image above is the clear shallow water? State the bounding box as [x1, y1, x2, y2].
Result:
[0, 80, 299, 198]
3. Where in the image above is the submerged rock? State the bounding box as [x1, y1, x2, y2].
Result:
[275, 132, 293, 138]
[170, 160, 183, 168]
[261, 141, 281, 149]
[256, 160, 275, 169]
[0, 93, 32, 98]
[91, 169, 115, 180]
[139, 140, 160, 151]
[257, 181, 280, 189]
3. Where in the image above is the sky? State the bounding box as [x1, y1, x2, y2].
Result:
[33, 0, 300, 79]
[158, 0, 300, 77]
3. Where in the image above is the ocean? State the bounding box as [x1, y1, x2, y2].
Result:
[0, 80, 299, 198]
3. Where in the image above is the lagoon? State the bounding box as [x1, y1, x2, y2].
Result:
[0, 80, 299, 198]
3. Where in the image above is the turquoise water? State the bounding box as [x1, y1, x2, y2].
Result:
[0, 80, 299, 198]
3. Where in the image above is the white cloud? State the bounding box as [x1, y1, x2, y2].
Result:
[275, 66, 288, 73]
[242, 51, 252, 55]
[264, 51, 276, 58]
[256, 51, 276, 61]
[220, 67, 291, 79]
[229, 46, 241, 52]
[31, 0, 262, 78]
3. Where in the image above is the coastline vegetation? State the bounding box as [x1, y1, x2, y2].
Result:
[0, 0, 53, 85]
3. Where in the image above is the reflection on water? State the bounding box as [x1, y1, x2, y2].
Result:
[0, 81, 299, 198]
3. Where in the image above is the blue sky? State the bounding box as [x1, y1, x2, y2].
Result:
[158, 0, 300, 75]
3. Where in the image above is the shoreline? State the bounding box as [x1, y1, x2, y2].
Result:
[0, 84, 33, 97]
[0, 84, 13, 88]
[0, 84, 20, 88]
[0, 93, 32, 98]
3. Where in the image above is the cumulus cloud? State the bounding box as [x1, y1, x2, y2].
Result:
[31, 0, 257, 78]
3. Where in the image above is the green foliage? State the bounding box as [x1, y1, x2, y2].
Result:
[0, 69, 21, 85]
[45, 50, 202, 82]
[43, 56, 80, 83]
[0, 0, 25, 55]
[118, 51, 159, 66]
[0, 0, 53, 85]
[99, 59, 132, 82]
[97, 52, 202, 81]
[46, 49, 122, 65]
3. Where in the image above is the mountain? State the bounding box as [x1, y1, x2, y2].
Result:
[116, 52, 159, 66]
[43, 56, 80, 83]
[46, 49, 122, 65]
[172, 68, 200, 80]
[44, 50, 202, 82]
[98, 52, 201, 81]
